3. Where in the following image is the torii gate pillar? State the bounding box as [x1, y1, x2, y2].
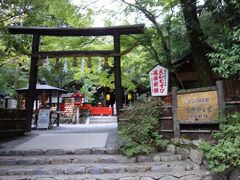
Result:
[114, 33, 123, 112]
[26, 33, 40, 132]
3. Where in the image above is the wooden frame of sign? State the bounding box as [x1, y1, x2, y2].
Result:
[172, 85, 221, 138]
[177, 87, 218, 123]
[37, 109, 51, 129]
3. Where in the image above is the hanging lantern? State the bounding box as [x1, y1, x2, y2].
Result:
[87, 56, 92, 68]
[71, 92, 84, 106]
[72, 57, 78, 67]
[127, 93, 133, 101]
[106, 94, 111, 101]
[103, 56, 109, 69]
[81, 57, 85, 71]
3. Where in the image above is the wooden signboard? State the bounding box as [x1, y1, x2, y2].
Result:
[37, 109, 50, 129]
[177, 90, 218, 122]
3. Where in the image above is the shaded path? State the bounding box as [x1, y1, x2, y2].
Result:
[0, 122, 118, 150]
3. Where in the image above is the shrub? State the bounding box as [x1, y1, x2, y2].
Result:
[200, 112, 240, 172]
[119, 97, 168, 157]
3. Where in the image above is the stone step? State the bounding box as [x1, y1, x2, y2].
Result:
[0, 153, 182, 166]
[89, 116, 118, 124]
[90, 120, 117, 124]
[90, 116, 118, 121]
[0, 147, 118, 156]
[0, 170, 212, 180]
[0, 160, 202, 176]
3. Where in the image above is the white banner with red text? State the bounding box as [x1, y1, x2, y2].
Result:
[149, 65, 169, 96]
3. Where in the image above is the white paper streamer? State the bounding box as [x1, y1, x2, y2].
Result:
[63, 58, 68, 73]
[81, 57, 85, 72]
[44, 56, 51, 72]
[98, 57, 102, 72]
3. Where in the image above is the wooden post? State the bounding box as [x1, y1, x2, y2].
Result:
[216, 80, 225, 118]
[35, 93, 38, 110]
[26, 33, 40, 132]
[5, 98, 8, 109]
[103, 87, 107, 107]
[57, 92, 60, 126]
[49, 93, 52, 108]
[114, 33, 123, 113]
[76, 107, 80, 124]
[216, 80, 225, 108]
[172, 86, 180, 138]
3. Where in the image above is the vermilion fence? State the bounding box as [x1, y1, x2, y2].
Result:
[90, 107, 112, 116]
[60, 103, 113, 116]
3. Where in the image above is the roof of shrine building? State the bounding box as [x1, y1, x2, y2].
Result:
[16, 81, 67, 94]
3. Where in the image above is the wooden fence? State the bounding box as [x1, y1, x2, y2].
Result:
[119, 80, 240, 140]
[158, 106, 173, 138]
[223, 80, 240, 113]
[0, 109, 27, 139]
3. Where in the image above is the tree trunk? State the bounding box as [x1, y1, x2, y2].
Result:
[180, 0, 213, 86]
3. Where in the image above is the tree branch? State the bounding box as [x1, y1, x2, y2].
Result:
[129, 35, 161, 64]
[79, 37, 98, 49]
[120, 0, 172, 66]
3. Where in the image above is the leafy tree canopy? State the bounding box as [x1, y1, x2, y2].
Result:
[0, 0, 239, 99]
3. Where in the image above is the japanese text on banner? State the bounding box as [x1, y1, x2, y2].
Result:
[149, 65, 168, 96]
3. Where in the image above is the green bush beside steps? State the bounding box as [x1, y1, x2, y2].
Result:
[200, 112, 240, 173]
[119, 97, 168, 157]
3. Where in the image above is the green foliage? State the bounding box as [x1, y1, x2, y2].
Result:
[200, 0, 240, 80]
[203, 0, 240, 30]
[200, 112, 240, 173]
[208, 29, 240, 79]
[0, 0, 94, 95]
[120, 0, 188, 67]
[119, 98, 168, 157]
[0, 0, 239, 98]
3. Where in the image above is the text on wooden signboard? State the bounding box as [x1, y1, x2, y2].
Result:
[177, 91, 218, 122]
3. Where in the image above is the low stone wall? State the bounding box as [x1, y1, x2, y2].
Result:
[167, 138, 240, 180]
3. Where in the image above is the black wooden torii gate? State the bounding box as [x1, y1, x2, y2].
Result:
[8, 24, 144, 132]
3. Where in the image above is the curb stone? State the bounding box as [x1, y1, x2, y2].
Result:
[0, 148, 120, 156]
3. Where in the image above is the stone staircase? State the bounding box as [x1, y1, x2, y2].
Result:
[0, 148, 214, 180]
[88, 116, 118, 124]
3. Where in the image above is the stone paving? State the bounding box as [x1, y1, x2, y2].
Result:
[14, 133, 108, 150]
[0, 122, 118, 150]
